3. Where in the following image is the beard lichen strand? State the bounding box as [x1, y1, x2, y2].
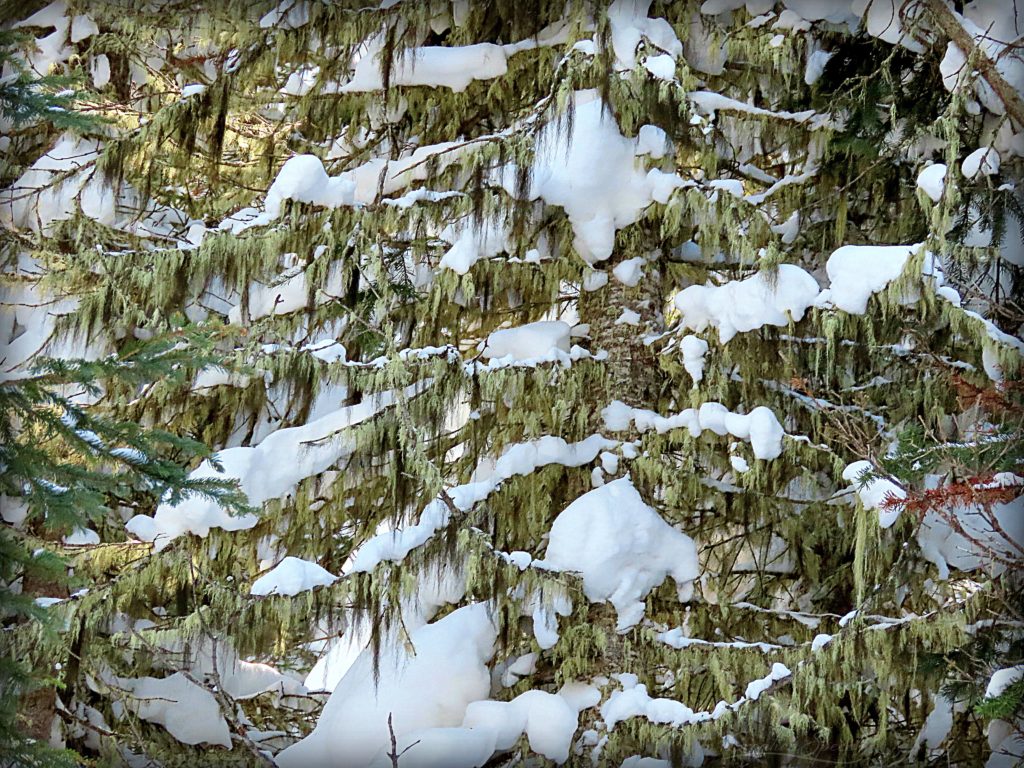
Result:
[4, 0, 1021, 764]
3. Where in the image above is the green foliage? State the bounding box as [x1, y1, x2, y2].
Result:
[0, 30, 102, 136]
[1, 0, 1021, 764]
[0, 328, 251, 765]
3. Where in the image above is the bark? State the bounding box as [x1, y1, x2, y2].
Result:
[922, 0, 1024, 129]
[577, 252, 667, 666]
[578, 255, 665, 416]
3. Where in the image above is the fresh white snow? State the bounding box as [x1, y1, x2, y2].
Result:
[250, 557, 337, 597]
[537, 477, 698, 630]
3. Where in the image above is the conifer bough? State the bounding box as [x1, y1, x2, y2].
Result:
[1, 1, 1022, 766]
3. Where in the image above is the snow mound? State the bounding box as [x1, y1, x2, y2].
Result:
[819, 243, 924, 315]
[462, 690, 579, 763]
[986, 666, 1024, 699]
[348, 434, 614, 574]
[250, 556, 337, 597]
[602, 400, 786, 460]
[673, 264, 820, 343]
[538, 477, 698, 630]
[127, 387, 415, 550]
[916, 164, 947, 202]
[340, 41, 508, 93]
[367, 727, 496, 768]
[112, 673, 231, 748]
[917, 497, 1024, 580]
[480, 321, 571, 361]
[842, 461, 906, 529]
[962, 147, 1000, 179]
[680, 335, 709, 385]
[502, 90, 684, 263]
[276, 603, 497, 768]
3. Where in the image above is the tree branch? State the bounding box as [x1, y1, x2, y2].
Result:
[923, 0, 1024, 127]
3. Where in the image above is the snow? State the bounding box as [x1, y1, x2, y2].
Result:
[689, 91, 819, 126]
[13, 0, 68, 28]
[583, 270, 609, 291]
[598, 663, 786, 749]
[636, 125, 668, 159]
[346, 500, 449, 574]
[245, 139, 468, 229]
[986, 666, 1024, 699]
[439, 218, 512, 274]
[917, 496, 1024, 580]
[842, 460, 906, 528]
[987, 717, 1024, 768]
[0, 131, 204, 244]
[811, 633, 833, 651]
[558, 681, 601, 712]
[348, 434, 615, 573]
[501, 653, 539, 686]
[480, 321, 571, 361]
[911, 694, 957, 759]
[771, 211, 801, 243]
[962, 147, 1000, 179]
[621, 758, 671, 768]
[658, 629, 781, 653]
[63, 527, 100, 546]
[804, 49, 834, 85]
[250, 557, 337, 597]
[307, 564, 467, 692]
[606, 0, 683, 70]
[112, 673, 231, 748]
[537, 477, 698, 630]
[938, 5, 1024, 119]
[91, 53, 110, 88]
[462, 690, 578, 763]
[501, 90, 684, 263]
[126, 386, 418, 549]
[916, 164, 947, 202]
[527, 587, 574, 650]
[260, 154, 356, 216]
[601, 676, 707, 730]
[745, 662, 791, 700]
[681, 335, 709, 385]
[367, 728, 495, 768]
[852, 0, 923, 51]
[819, 243, 924, 315]
[616, 309, 641, 326]
[613, 257, 647, 287]
[226, 267, 310, 324]
[70, 14, 98, 42]
[11, 1, 72, 75]
[150, 636, 306, 702]
[673, 264, 820, 343]
[340, 40, 508, 93]
[0, 135, 104, 233]
[259, 0, 310, 29]
[644, 54, 676, 81]
[602, 401, 786, 461]
[276, 603, 497, 768]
